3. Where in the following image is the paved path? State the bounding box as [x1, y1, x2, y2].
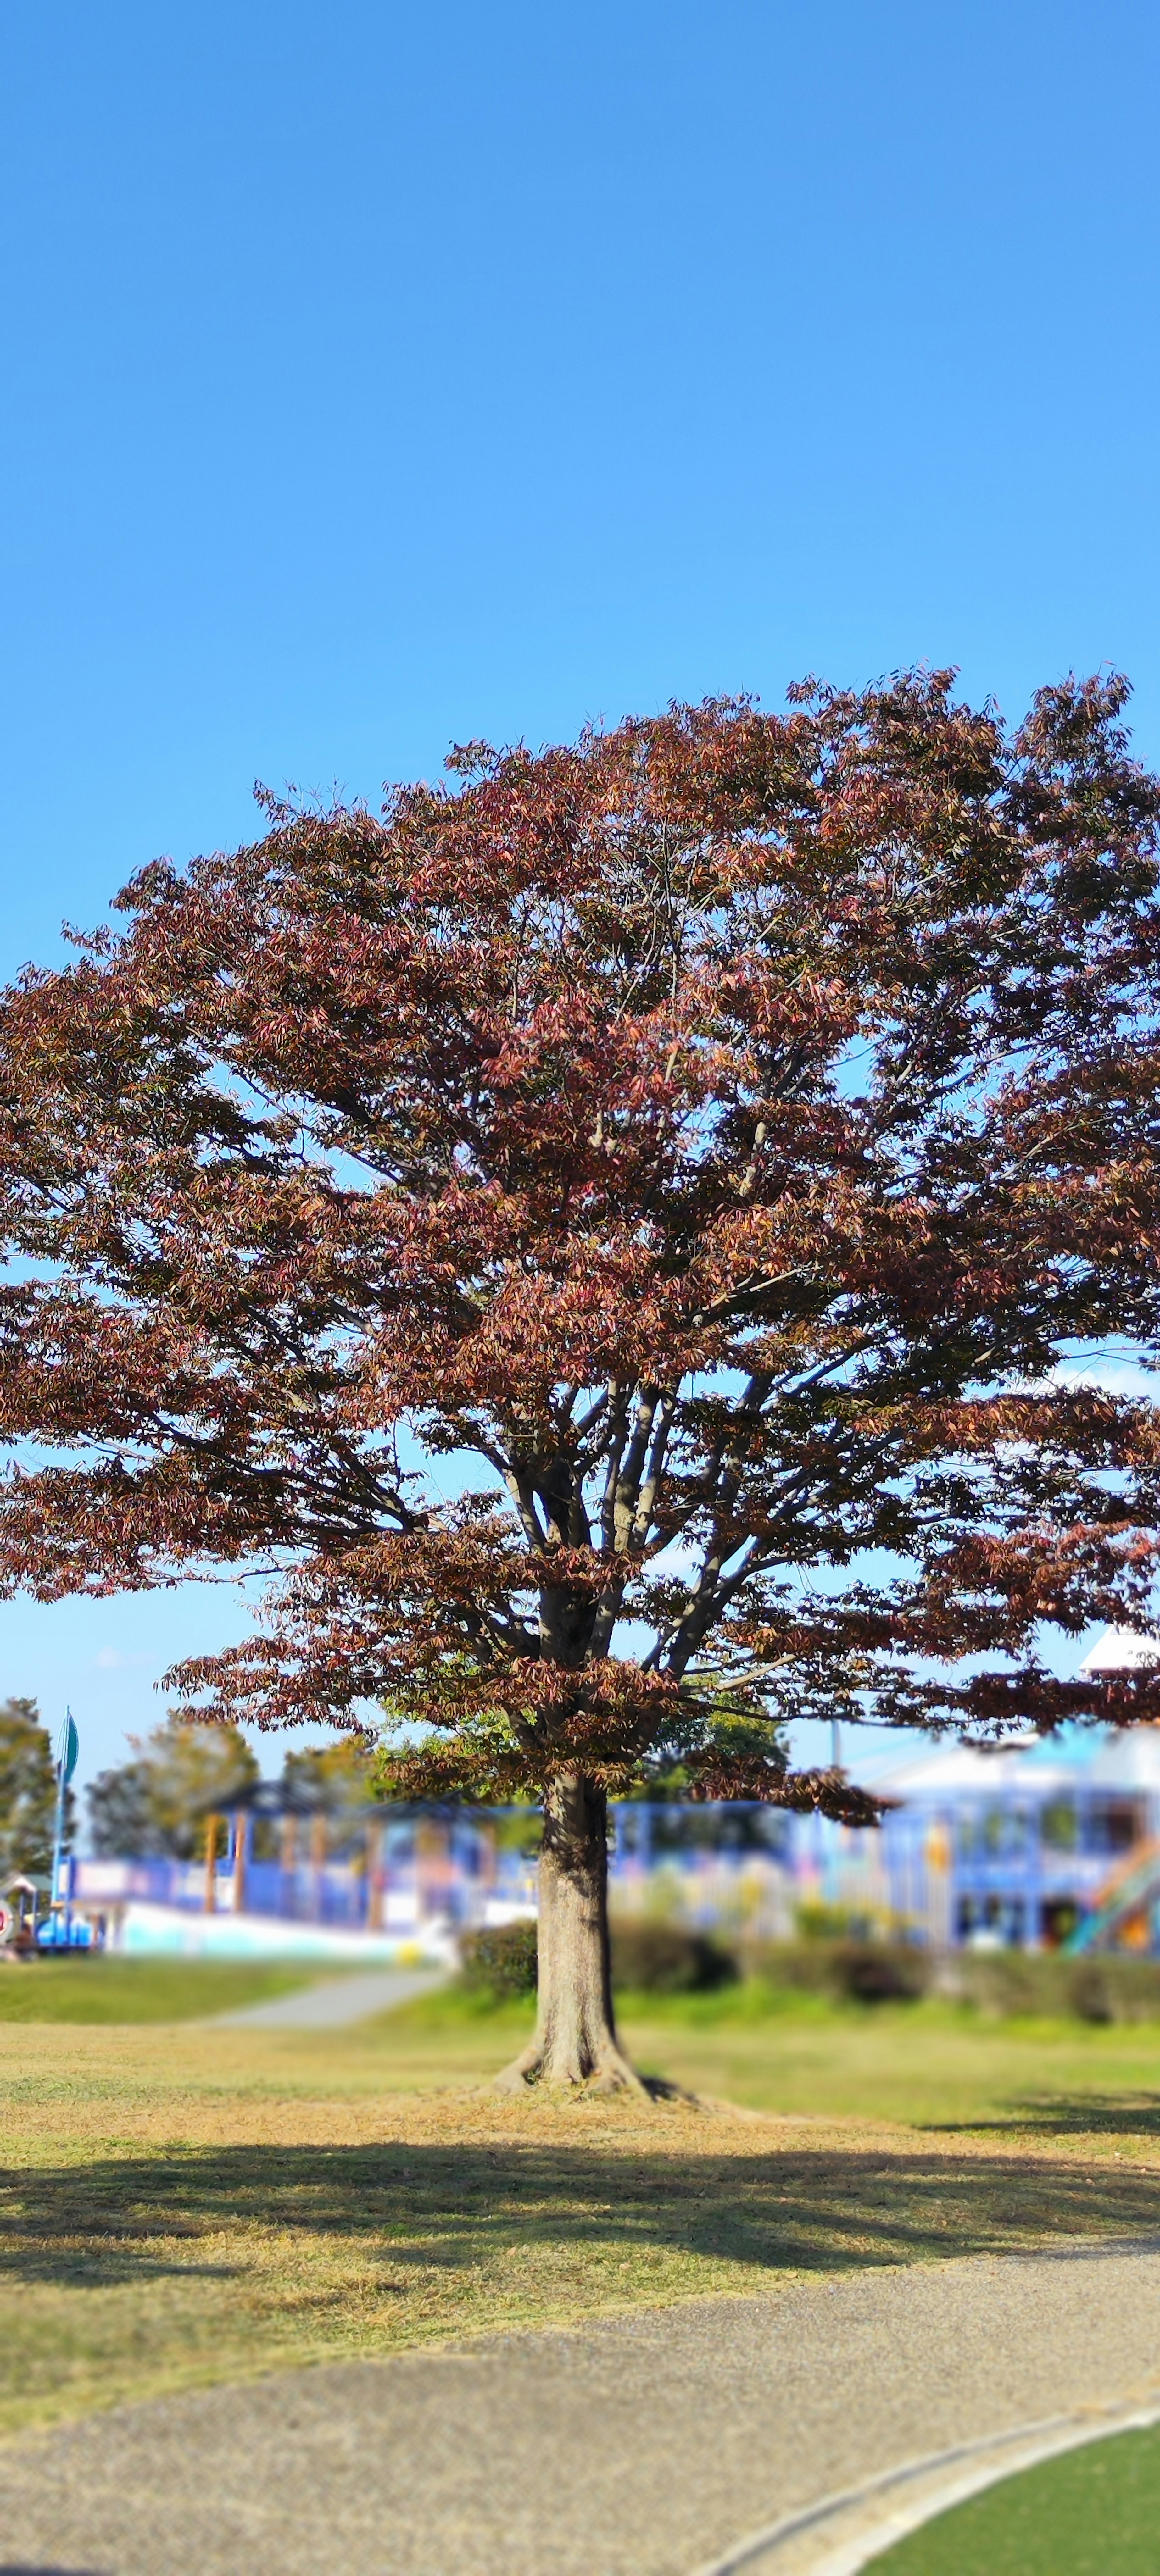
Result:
[210, 1965, 448, 2029]
[3, 2239, 1160, 2574]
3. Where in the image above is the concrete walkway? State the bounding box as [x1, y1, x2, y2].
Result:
[2, 2239, 1160, 2574]
[210, 1965, 448, 2029]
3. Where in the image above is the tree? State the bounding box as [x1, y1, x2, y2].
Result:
[86, 1757, 157, 1859]
[0, 1698, 67, 1884]
[281, 1736, 377, 1813]
[278, 1735, 378, 1858]
[2, 671, 1160, 2085]
[86, 1722, 257, 1860]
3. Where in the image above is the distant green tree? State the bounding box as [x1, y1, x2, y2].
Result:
[279, 1736, 378, 1860]
[86, 1757, 162, 1859]
[0, 1698, 68, 1883]
[281, 1736, 376, 1813]
[86, 1721, 258, 1861]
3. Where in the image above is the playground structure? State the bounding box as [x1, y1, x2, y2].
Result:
[0, 1872, 95, 1954]
[44, 1740, 1160, 1961]
[33, 1626, 1160, 1959]
[0, 1711, 92, 1954]
[804, 1724, 1160, 1955]
[1063, 1836, 1160, 1954]
[65, 1792, 798, 1956]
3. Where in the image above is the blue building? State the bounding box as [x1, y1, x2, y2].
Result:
[842, 1729, 1160, 1951]
[812, 1631, 1160, 1953]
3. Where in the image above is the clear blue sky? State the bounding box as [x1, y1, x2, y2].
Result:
[2, 0, 1158, 1795]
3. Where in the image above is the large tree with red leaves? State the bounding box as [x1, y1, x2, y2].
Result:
[3, 670, 1160, 2086]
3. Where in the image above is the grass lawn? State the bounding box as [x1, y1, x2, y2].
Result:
[0, 1956, 326, 2023]
[3, 1978, 1160, 2439]
[865, 2423, 1160, 2573]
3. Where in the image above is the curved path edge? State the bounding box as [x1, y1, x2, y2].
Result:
[693, 2393, 1160, 2576]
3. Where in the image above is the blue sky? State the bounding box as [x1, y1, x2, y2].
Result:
[2, 0, 1159, 1796]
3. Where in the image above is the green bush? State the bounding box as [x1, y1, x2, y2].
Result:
[457, 1917, 739, 2000]
[834, 1941, 929, 2003]
[931, 1951, 1060, 2018]
[935, 1949, 1160, 2023]
[748, 1939, 1160, 2018]
[610, 1920, 738, 1994]
[741, 1938, 929, 2003]
[1068, 1960, 1116, 2024]
[1065, 1955, 1160, 2024]
[456, 1920, 1160, 2021]
[795, 1900, 875, 1942]
[458, 1920, 538, 1998]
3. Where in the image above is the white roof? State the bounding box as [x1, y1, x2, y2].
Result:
[869, 1725, 1160, 1800]
[1080, 1624, 1160, 1674]
[868, 1738, 1071, 1800]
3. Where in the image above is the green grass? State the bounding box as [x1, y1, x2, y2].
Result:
[865, 2424, 1160, 2572]
[383, 1976, 1160, 2136]
[0, 1955, 322, 2022]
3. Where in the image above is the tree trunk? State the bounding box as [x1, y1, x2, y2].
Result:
[496, 1772, 645, 2093]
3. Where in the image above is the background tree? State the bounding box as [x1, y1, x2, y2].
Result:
[0, 1699, 69, 1884]
[281, 1736, 376, 1813]
[86, 1755, 157, 1860]
[86, 1722, 257, 1860]
[3, 672, 1160, 2085]
[277, 1734, 379, 1862]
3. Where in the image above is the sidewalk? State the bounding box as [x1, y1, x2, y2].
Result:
[2, 2239, 1160, 2573]
[209, 1964, 448, 2028]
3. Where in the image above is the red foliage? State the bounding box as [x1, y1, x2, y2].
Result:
[3, 671, 1160, 1820]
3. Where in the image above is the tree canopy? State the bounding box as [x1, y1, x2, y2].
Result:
[4, 668, 1160, 2078]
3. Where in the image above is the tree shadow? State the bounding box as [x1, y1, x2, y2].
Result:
[935, 2093, 1160, 2140]
[2, 2135, 1158, 2290]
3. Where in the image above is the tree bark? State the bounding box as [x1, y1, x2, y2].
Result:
[495, 1772, 645, 2093]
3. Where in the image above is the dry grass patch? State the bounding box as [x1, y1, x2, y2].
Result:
[4, 1997, 1160, 2439]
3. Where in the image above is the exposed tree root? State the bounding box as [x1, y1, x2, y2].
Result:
[493, 2039, 698, 2103]
[493, 2033, 647, 2096]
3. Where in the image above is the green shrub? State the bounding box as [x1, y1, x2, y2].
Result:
[458, 1920, 538, 1998]
[457, 1920, 1160, 2022]
[934, 1951, 1063, 2018]
[795, 1900, 875, 1942]
[742, 1937, 929, 2003]
[1068, 1960, 1115, 2024]
[610, 1921, 738, 1994]
[834, 1941, 929, 2003]
[935, 1949, 1160, 2023]
[740, 1938, 837, 1996]
[1065, 1955, 1160, 2024]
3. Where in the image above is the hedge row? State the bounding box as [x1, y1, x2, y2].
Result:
[458, 1919, 737, 1999]
[457, 1919, 1160, 2020]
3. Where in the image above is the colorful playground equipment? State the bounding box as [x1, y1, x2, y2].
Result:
[1063, 1837, 1160, 1953]
[36, 1631, 1160, 1959]
[68, 1794, 797, 1954]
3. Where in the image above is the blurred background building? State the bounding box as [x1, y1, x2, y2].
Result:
[14, 1632, 1160, 1962]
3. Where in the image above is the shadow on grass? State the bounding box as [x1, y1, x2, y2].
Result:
[935, 2093, 1160, 2140]
[2, 2136, 1159, 2290]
